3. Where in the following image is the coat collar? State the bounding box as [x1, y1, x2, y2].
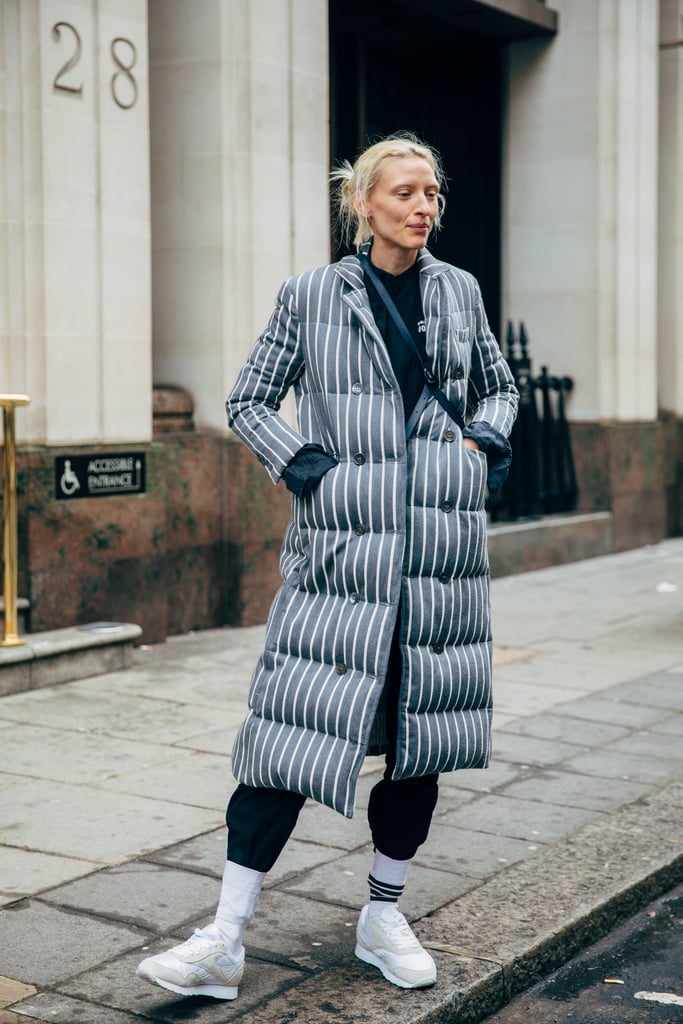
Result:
[334, 241, 449, 290]
[334, 241, 451, 400]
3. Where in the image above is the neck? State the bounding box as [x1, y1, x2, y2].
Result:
[369, 242, 419, 276]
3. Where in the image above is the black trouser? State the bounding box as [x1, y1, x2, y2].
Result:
[226, 629, 439, 873]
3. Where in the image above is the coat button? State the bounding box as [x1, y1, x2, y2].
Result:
[454, 367, 465, 380]
[443, 430, 455, 442]
[439, 573, 450, 584]
[432, 643, 444, 654]
[354, 453, 366, 466]
[349, 593, 359, 604]
[335, 662, 347, 675]
[441, 500, 453, 513]
[354, 524, 366, 536]
[352, 382, 363, 395]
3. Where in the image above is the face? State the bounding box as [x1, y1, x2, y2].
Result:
[357, 156, 440, 262]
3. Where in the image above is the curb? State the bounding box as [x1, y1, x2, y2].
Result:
[238, 781, 683, 1024]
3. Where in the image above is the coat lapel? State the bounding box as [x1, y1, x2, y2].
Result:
[335, 245, 451, 390]
[416, 249, 450, 383]
[335, 251, 396, 387]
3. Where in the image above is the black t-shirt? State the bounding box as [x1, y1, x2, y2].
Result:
[363, 261, 426, 422]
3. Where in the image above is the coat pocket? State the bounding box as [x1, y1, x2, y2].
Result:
[432, 325, 471, 383]
[464, 445, 488, 511]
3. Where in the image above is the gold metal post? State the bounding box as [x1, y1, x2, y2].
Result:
[0, 394, 31, 647]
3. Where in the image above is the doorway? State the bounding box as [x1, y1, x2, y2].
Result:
[330, 4, 504, 335]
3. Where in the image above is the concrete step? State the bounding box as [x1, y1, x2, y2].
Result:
[0, 622, 142, 698]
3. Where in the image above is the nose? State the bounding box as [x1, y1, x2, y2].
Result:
[415, 193, 432, 216]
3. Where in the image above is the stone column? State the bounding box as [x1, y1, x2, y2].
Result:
[503, 0, 669, 547]
[148, 0, 330, 432]
[659, 0, 683, 418]
[0, 0, 151, 444]
[503, 0, 659, 422]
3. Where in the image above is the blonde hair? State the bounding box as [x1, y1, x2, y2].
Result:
[330, 132, 446, 250]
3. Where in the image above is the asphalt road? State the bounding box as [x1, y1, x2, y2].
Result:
[481, 882, 683, 1023]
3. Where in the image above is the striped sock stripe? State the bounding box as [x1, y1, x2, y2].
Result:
[368, 873, 404, 903]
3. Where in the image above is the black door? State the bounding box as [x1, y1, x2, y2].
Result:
[330, 6, 503, 337]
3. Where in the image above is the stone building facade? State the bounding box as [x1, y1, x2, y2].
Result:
[1, 0, 682, 641]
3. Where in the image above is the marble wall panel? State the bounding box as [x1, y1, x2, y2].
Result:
[1, 0, 152, 445]
[504, 0, 659, 423]
[149, 0, 329, 436]
[658, 0, 683, 416]
[14, 431, 292, 641]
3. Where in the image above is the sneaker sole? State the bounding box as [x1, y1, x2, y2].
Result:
[354, 943, 436, 990]
[137, 967, 239, 1000]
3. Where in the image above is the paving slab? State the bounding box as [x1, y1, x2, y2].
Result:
[0, 847, 96, 903]
[501, 768, 651, 813]
[650, 713, 683, 736]
[413, 821, 544, 879]
[142, 827, 227, 878]
[0, 978, 36, 1009]
[492, 637, 681, 689]
[287, 797, 375, 850]
[0, 776, 220, 864]
[277, 847, 475, 919]
[501, 711, 632, 746]
[8, 993, 142, 1023]
[493, 679, 591, 718]
[0, 901, 145, 987]
[40, 862, 222, 934]
[98, 749, 233, 810]
[563, 747, 679, 785]
[0, 723, 180, 785]
[0, 681, 223, 744]
[489, 730, 583, 766]
[437, 792, 601, 843]
[53, 940, 302, 1023]
[233, 888, 360, 967]
[438, 758, 524, 794]
[607, 728, 683, 762]
[547, 694, 672, 729]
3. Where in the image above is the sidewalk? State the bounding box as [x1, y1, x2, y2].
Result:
[1, 540, 682, 1024]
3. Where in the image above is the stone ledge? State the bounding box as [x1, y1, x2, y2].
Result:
[489, 511, 614, 577]
[0, 623, 142, 698]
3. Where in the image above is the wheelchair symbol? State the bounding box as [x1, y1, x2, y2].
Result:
[60, 459, 81, 496]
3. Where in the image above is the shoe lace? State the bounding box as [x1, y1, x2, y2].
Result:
[176, 928, 221, 956]
[380, 909, 418, 950]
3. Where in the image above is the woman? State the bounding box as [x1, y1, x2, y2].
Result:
[137, 133, 518, 999]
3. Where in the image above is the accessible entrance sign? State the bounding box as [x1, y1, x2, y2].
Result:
[55, 453, 146, 500]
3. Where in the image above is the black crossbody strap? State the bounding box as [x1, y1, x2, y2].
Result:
[358, 253, 465, 430]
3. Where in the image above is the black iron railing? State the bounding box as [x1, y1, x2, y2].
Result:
[490, 322, 577, 521]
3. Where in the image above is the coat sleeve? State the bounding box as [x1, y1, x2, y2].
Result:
[466, 276, 519, 438]
[226, 277, 311, 483]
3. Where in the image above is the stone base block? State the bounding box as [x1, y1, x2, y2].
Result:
[0, 623, 142, 697]
[488, 511, 613, 577]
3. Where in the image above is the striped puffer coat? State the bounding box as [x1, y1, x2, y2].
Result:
[226, 246, 518, 817]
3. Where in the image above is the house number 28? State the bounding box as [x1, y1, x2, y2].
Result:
[52, 21, 138, 110]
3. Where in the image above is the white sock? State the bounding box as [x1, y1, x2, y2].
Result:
[367, 850, 412, 919]
[211, 860, 265, 955]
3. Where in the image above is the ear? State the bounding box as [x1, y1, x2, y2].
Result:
[352, 194, 370, 219]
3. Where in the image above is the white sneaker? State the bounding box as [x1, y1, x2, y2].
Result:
[137, 927, 244, 1000]
[355, 904, 436, 989]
